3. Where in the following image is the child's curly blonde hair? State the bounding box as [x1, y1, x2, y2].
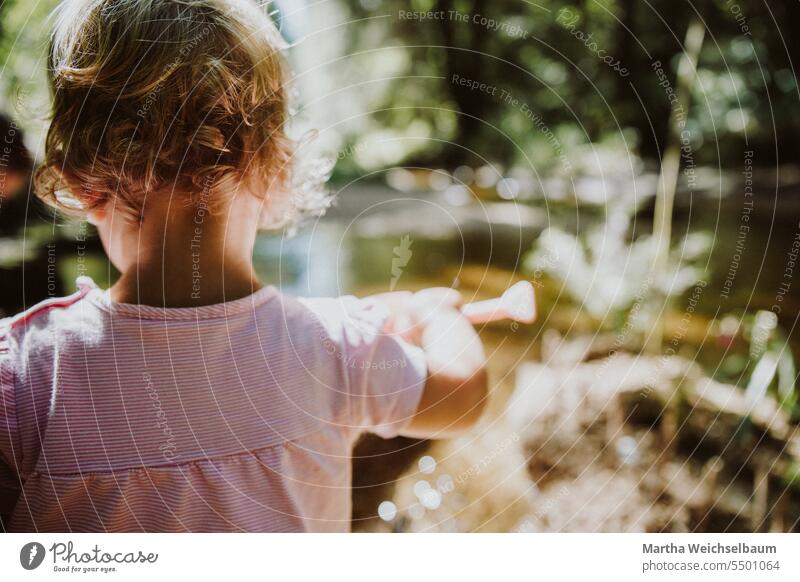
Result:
[36, 0, 329, 228]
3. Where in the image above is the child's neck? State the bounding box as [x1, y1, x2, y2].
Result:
[109, 198, 263, 308]
[112, 262, 262, 308]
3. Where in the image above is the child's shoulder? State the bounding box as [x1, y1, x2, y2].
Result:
[1, 276, 98, 348]
[0, 283, 98, 475]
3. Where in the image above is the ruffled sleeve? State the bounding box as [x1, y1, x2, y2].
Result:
[300, 296, 427, 439]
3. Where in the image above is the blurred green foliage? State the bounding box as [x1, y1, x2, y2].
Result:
[343, 0, 800, 172]
[0, 0, 59, 145]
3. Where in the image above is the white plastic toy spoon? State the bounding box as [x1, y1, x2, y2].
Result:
[460, 281, 536, 325]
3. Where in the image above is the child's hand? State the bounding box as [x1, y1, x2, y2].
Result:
[371, 287, 462, 344]
[369, 288, 488, 438]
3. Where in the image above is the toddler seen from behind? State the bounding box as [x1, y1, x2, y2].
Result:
[0, 0, 487, 532]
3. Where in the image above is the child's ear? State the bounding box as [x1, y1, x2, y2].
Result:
[87, 205, 107, 226]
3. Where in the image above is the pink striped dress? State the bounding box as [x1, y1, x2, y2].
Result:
[0, 277, 426, 532]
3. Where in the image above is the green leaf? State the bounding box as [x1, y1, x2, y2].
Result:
[776, 343, 797, 414]
[744, 352, 779, 405]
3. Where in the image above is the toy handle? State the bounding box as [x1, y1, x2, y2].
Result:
[460, 281, 536, 324]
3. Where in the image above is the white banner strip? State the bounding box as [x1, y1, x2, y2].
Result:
[1, 533, 799, 581]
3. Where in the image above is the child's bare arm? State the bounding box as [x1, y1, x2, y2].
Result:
[374, 288, 489, 438]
